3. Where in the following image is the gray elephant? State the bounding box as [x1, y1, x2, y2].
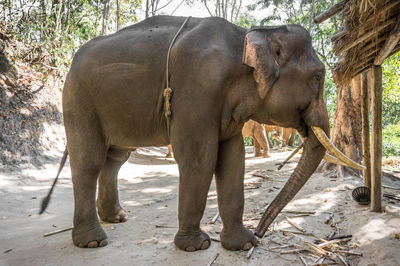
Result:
[55, 15, 363, 252]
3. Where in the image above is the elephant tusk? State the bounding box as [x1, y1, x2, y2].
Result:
[311, 126, 366, 171]
[323, 153, 349, 167]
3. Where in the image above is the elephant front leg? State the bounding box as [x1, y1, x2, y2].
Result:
[215, 134, 258, 250]
[96, 148, 130, 223]
[172, 140, 218, 252]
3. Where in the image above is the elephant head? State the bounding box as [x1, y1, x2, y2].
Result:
[242, 25, 364, 237]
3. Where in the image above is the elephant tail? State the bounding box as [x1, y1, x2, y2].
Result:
[39, 148, 68, 214]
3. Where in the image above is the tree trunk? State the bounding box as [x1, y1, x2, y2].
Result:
[323, 77, 363, 175]
[116, 0, 120, 31]
[101, 0, 110, 35]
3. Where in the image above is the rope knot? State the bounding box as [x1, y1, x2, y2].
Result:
[163, 87, 173, 117]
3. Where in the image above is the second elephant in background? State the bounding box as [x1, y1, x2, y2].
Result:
[166, 120, 272, 158]
[242, 120, 271, 158]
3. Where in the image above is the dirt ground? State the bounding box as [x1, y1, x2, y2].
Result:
[1, 146, 400, 266]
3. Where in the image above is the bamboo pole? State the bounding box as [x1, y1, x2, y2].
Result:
[369, 66, 382, 212]
[314, 0, 348, 24]
[361, 72, 371, 188]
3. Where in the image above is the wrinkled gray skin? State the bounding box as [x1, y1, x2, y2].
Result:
[63, 16, 329, 251]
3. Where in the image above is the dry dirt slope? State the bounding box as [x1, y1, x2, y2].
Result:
[0, 31, 66, 170]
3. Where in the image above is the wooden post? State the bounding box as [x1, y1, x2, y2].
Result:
[369, 66, 382, 212]
[360, 72, 371, 188]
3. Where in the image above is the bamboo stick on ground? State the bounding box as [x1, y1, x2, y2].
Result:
[280, 248, 307, 254]
[207, 253, 219, 266]
[281, 211, 316, 215]
[337, 254, 349, 266]
[299, 255, 308, 266]
[337, 250, 363, 256]
[382, 185, 400, 190]
[211, 212, 220, 224]
[285, 216, 306, 233]
[280, 229, 311, 236]
[43, 226, 73, 237]
[246, 246, 255, 259]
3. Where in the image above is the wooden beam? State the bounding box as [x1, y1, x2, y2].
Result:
[374, 14, 400, 65]
[360, 72, 371, 188]
[314, 0, 348, 24]
[369, 66, 382, 212]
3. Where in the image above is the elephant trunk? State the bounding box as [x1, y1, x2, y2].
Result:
[255, 125, 326, 237]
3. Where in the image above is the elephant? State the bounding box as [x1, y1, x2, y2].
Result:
[242, 120, 270, 157]
[282, 127, 296, 147]
[56, 15, 363, 252]
[264, 124, 283, 147]
[166, 144, 174, 158]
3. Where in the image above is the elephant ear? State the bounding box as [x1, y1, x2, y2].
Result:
[242, 29, 283, 99]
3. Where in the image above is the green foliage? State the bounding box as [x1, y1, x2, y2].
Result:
[383, 122, 400, 156]
[244, 136, 253, 146]
[382, 52, 400, 127]
[235, 11, 258, 28]
[1, 0, 141, 70]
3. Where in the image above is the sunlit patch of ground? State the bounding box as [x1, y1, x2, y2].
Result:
[0, 146, 399, 265]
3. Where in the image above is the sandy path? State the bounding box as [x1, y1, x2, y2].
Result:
[1, 147, 399, 265]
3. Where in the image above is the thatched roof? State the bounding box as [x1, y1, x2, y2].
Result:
[314, 0, 400, 86]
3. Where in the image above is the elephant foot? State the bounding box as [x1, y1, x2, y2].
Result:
[97, 200, 128, 223]
[72, 223, 108, 248]
[174, 229, 211, 252]
[165, 153, 173, 158]
[220, 226, 258, 251]
[263, 154, 271, 158]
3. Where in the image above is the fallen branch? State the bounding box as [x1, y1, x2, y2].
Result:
[285, 216, 306, 233]
[337, 253, 349, 266]
[155, 225, 177, 228]
[281, 211, 316, 215]
[329, 234, 352, 240]
[43, 226, 73, 237]
[299, 255, 308, 266]
[211, 213, 220, 224]
[383, 193, 400, 201]
[280, 248, 307, 254]
[318, 237, 352, 248]
[337, 250, 363, 256]
[246, 246, 255, 259]
[280, 229, 311, 236]
[382, 185, 400, 191]
[277, 143, 303, 170]
[207, 253, 219, 266]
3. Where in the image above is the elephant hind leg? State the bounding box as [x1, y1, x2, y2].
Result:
[64, 87, 109, 248]
[67, 127, 108, 248]
[253, 125, 270, 158]
[97, 148, 131, 223]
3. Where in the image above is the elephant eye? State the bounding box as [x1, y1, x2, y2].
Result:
[314, 72, 322, 81]
[276, 49, 281, 57]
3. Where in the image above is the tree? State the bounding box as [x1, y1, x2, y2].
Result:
[201, 0, 244, 22]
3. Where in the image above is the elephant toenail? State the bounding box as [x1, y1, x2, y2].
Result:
[243, 242, 253, 251]
[88, 241, 99, 248]
[201, 240, 210, 250]
[99, 239, 108, 247]
[78, 243, 85, 248]
[185, 246, 196, 252]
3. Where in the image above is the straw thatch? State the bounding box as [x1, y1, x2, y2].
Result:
[314, 0, 400, 86]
